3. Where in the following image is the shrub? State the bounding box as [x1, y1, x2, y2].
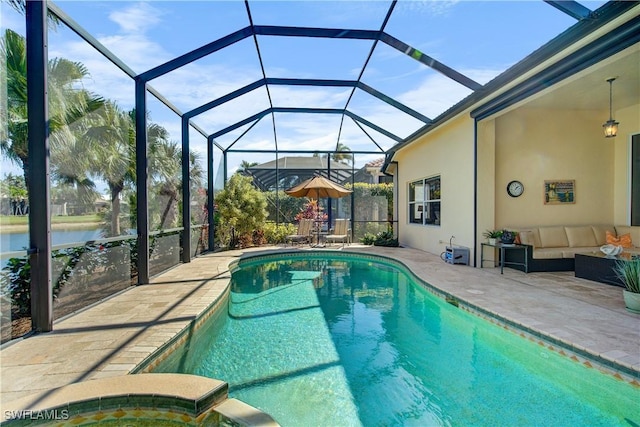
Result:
[360, 233, 376, 245]
[0, 241, 135, 318]
[262, 222, 297, 244]
[215, 174, 267, 248]
[360, 230, 398, 247]
[1, 257, 32, 316]
[373, 230, 399, 247]
[294, 200, 327, 222]
[252, 229, 266, 246]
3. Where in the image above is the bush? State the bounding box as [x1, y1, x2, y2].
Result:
[262, 222, 297, 244]
[215, 174, 267, 248]
[0, 241, 134, 318]
[373, 230, 399, 247]
[1, 257, 32, 316]
[359, 230, 399, 247]
[360, 233, 376, 245]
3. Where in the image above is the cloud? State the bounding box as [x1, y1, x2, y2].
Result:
[395, 0, 460, 17]
[98, 33, 172, 73]
[109, 2, 164, 35]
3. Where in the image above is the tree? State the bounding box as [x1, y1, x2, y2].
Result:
[214, 174, 267, 248]
[264, 190, 306, 223]
[0, 173, 27, 199]
[82, 104, 199, 235]
[82, 102, 135, 235]
[0, 173, 27, 215]
[149, 139, 204, 229]
[0, 29, 104, 190]
[332, 142, 352, 164]
[236, 160, 258, 175]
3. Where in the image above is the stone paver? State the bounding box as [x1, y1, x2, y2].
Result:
[1, 246, 638, 414]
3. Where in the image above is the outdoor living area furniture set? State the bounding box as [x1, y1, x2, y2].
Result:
[501, 225, 640, 275]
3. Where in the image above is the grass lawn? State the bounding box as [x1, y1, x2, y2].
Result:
[0, 214, 101, 226]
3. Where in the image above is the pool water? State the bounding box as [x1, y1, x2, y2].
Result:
[153, 255, 639, 427]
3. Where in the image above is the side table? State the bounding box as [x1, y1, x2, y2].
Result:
[481, 243, 529, 274]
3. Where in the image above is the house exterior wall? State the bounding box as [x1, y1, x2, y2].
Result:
[493, 107, 614, 228]
[395, 115, 476, 257]
[394, 96, 639, 265]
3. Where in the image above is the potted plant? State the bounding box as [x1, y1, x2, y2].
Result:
[614, 257, 640, 314]
[500, 229, 517, 244]
[482, 230, 502, 245]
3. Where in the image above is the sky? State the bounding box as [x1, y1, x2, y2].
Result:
[1, 0, 607, 193]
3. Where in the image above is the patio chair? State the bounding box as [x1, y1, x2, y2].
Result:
[325, 219, 351, 247]
[286, 218, 313, 246]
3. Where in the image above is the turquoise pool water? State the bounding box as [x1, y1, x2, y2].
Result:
[153, 254, 639, 426]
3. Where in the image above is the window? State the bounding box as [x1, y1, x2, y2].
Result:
[409, 176, 440, 226]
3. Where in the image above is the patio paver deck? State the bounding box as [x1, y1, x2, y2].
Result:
[1, 246, 639, 413]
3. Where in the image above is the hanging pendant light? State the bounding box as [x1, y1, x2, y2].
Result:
[603, 77, 619, 138]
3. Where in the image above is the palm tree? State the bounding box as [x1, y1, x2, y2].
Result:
[0, 29, 104, 190]
[82, 103, 182, 235]
[332, 142, 352, 164]
[237, 160, 258, 175]
[149, 140, 204, 229]
[82, 102, 135, 235]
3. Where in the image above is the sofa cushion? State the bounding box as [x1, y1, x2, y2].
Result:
[606, 231, 633, 248]
[538, 226, 569, 248]
[565, 226, 597, 247]
[591, 225, 616, 246]
[517, 229, 541, 248]
[561, 247, 601, 259]
[518, 231, 535, 247]
[615, 226, 640, 247]
[532, 248, 565, 259]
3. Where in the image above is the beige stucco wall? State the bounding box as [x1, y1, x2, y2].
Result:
[491, 103, 639, 231]
[493, 107, 614, 228]
[394, 115, 475, 257]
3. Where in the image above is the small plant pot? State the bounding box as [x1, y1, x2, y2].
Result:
[488, 238, 497, 246]
[623, 290, 640, 314]
[500, 231, 515, 244]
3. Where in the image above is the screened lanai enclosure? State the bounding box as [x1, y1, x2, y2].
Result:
[0, 0, 622, 339]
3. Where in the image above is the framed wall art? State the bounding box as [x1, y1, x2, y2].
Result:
[544, 180, 575, 204]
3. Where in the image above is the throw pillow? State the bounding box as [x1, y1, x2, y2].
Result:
[605, 231, 633, 248]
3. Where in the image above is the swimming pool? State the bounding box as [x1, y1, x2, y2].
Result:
[152, 253, 639, 426]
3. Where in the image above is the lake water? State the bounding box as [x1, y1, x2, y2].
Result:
[0, 227, 103, 254]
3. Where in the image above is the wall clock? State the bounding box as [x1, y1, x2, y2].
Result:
[507, 180, 524, 197]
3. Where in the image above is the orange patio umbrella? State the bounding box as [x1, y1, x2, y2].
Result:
[284, 176, 352, 200]
[285, 176, 352, 246]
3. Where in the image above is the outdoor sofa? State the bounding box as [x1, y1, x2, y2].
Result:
[503, 225, 640, 272]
